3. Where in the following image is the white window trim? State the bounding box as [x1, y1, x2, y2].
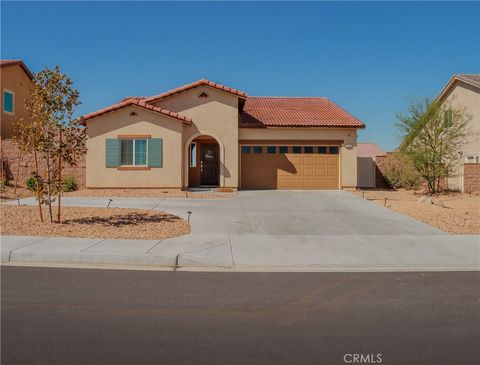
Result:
[120, 138, 148, 166]
[3, 88, 15, 115]
[189, 142, 197, 168]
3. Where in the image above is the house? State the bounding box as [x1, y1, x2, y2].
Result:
[0, 59, 34, 139]
[356, 143, 387, 188]
[435, 74, 480, 192]
[82, 79, 365, 190]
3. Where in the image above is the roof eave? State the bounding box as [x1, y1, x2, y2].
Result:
[81, 101, 192, 125]
[144, 80, 247, 104]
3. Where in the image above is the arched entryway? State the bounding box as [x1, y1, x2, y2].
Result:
[185, 134, 222, 188]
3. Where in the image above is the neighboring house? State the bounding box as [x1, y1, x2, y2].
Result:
[0, 59, 34, 139]
[82, 79, 365, 190]
[435, 74, 480, 192]
[357, 143, 387, 188]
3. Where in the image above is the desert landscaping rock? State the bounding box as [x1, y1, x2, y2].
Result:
[355, 190, 480, 234]
[1, 205, 190, 240]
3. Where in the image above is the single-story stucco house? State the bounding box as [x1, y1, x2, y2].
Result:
[82, 79, 365, 190]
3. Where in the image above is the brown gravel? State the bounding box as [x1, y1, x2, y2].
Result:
[65, 188, 236, 199]
[1, 205, 190, 240]
[0, 186, 32, 202]
[353, 189, 480, 234]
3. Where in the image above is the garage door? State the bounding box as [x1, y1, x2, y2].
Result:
[241, 145, 339, 190]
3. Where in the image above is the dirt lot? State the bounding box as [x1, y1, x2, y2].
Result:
[1, 205, 190, 240]
[353, 189, 479, 234]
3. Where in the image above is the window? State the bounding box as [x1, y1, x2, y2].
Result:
[241, 146, 251, 154]
[3, 89, 14, 114]
[121, 139, 148, 166]
[318, 146, 327, 154]
[267, 146, 276, 154]
[190, 142, 197, 167]
[292, 146, 302, 154]
[329, 146, 339, 154]
[253, 146, 263, 154]
[304, 146, 314, 154]
[279, 146, 288, 153]
[445, 109, 454, 128]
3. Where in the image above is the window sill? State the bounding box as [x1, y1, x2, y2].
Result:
[117, 166, 151, 171]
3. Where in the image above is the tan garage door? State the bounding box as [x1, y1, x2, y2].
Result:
[241, 145, 339, 190]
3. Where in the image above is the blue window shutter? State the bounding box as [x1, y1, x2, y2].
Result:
[148, 138, 163, 167]
[106, 139, 120, 167]
[3, 91, 13, 113]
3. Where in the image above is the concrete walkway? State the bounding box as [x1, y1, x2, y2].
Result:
[2, 234, 479, 271]
[2, 191, 479, 271]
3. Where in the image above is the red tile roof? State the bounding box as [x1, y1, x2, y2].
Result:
[0, 59, 34, 79]
[144, 79, 247, 103]
[239, 97, 365, 128]
[82, 99, 192, 124]
[357, 143, 386, 157]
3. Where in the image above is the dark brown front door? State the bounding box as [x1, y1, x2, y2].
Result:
[200, 143, 219, 185]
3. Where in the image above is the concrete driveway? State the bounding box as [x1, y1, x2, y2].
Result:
[160, 190, 444, 235]
[9, 190, 443, 235]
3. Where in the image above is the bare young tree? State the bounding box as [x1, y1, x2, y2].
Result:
[398, 98, 470, 193]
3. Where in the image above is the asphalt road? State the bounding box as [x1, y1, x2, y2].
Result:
[2, 267, 479, 365]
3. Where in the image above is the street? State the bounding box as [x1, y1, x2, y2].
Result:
[2, 267, 479, 365]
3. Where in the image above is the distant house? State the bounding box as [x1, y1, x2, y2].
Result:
[356, 143, 387, 188]
[82, 79, 366, 190]
[435, 74, 480, 192]
[0, 59, 34, 139]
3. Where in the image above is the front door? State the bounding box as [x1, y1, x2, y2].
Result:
[200, 143, 219, 185]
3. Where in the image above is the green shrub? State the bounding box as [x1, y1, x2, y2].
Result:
[26, 174, 43, 192]
[0, 178, 9, 192]
[382, 153, 422, 189]
[62, 176, 78, 192]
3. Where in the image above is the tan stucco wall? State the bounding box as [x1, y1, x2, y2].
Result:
[442, 81, 480, 191]
[238, 128, 358, 188]
[153, 86, 240, 188]
[85, 106, 184, 188]
[0, 65, 32, 138]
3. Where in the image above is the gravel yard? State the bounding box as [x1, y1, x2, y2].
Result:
[1, 205, 190, 240]
[65, 188, 236, 199]
[353, 189, 479, 234]
[0, 186, 31, 203]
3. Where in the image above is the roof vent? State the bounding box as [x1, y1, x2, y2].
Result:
[199, 92, 209, 98]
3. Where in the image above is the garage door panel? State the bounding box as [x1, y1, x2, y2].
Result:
[315, 156, 328, 164]
[241, 145, 339, 190]
[303, 168, 314, 176]
[303, 156, 314, 164]
[327, 168, 338, 176]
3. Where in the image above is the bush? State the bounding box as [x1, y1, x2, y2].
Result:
[382, 153, 422, 189]
[0, 178, 9, 192]
[26, 174, 42, 192]
[62, 176, 78, 192]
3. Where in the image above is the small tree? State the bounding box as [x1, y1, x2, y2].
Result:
[397, 98, 470, 193]
[14, 66, 86, 222]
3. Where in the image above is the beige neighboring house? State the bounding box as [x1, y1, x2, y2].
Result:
[436, 74, 480, 192]
[83, 79, 365, 190]
[0, 59, 34, 139]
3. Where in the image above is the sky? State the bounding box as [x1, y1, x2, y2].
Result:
[1, 1, 479, 151]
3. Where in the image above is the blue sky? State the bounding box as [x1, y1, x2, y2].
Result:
[2, 1, 479, 150]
